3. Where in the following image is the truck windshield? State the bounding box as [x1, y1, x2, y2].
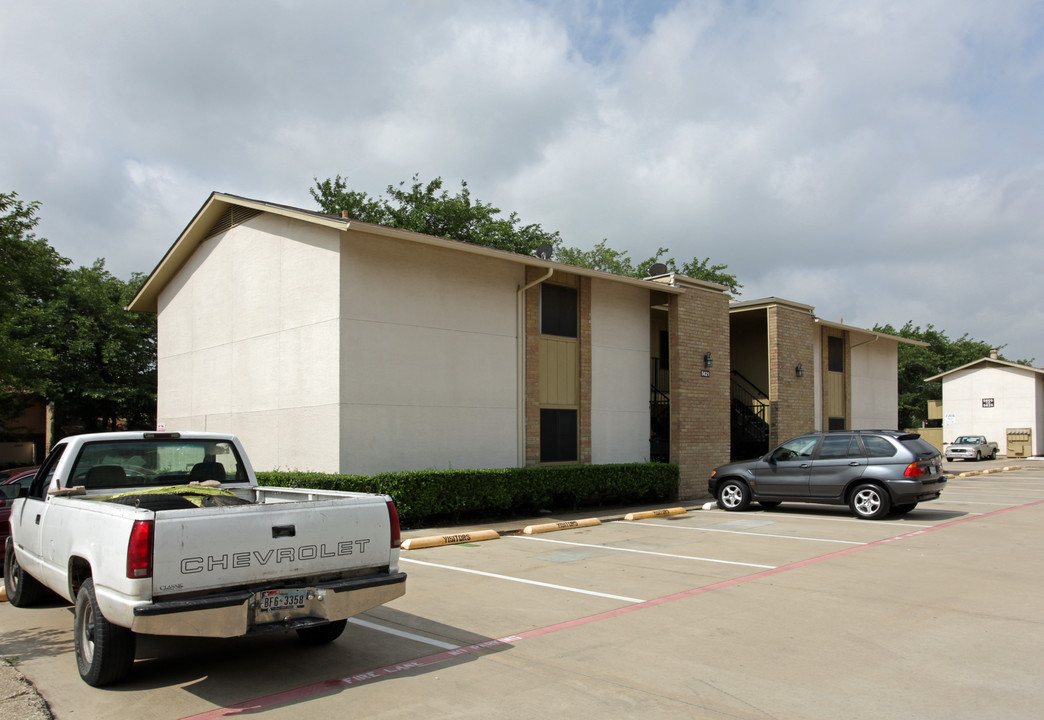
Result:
[69, 439, 246, 490]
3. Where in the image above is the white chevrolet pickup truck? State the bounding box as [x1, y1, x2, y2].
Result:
[2, 431, 406, 686]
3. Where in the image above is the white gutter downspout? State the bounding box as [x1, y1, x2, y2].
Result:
[517, 267, 554, 466]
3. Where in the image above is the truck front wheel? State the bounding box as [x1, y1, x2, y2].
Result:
[296, 619, 347, 646]
[74, 578, 137, 686]
[4, 537, 48, 607]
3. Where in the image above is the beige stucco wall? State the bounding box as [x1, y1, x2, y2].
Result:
[849, 338, 900, 429]
[156, 214, 342, 471]
[338, 230, 522, 474]
[942, 366, 1043, 455]
[590, 279, 650, 464]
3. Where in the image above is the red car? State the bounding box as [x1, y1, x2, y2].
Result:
[1, 467, 39, 555]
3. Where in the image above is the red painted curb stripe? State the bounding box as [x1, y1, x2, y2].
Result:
[179, 500, 1044, 719]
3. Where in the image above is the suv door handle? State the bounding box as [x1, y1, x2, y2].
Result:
[849, 462, 860, 466]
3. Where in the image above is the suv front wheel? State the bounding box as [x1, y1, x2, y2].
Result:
[849, 483, 891, 520]
[716, 479, 751, 511]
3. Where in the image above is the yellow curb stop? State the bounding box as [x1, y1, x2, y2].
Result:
[958, 471, 981, 477]
[401, 529, 500, 550]
[522, 518, 602, 534]
[1003, 466, 1022, 471]
[623, 507, 688, 521]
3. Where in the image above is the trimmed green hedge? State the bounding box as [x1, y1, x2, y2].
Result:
[257, 463, 678, 527]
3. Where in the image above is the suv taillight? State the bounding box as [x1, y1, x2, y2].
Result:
[386, 499, 401, 549]
[904, 462, 928, 478]
[127, 519, 154, 579]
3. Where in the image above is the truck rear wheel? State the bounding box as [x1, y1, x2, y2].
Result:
[74, 577, 137, 686]
[4, 537, 49, 607]
[296, 619, 347, 646]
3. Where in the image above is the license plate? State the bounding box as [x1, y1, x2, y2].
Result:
[257, 588, 307, 612]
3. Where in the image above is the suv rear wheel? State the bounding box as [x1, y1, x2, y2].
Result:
[849, 483, 890, 520]
[716, 479, 751, 511]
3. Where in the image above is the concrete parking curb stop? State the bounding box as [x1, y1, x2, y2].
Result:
[400, 529, 500, 550]
[522, 518, 602, 534]
[623, 507, 687, 521]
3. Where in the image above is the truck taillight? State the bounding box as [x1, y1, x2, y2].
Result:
[904, 462, 927, 478]
[386, 499, 401, 549]
[127, 519, 154, 579]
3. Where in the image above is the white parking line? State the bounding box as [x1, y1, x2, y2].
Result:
[348, 617, 460, 650]
[400, 557, 645, 603]
[616, 520, 865, 545]
[697, 509, 934, 527]
[934, 499, 1023, 506]
[942, 493, 1042, 501]
[508, 534, 778, 567]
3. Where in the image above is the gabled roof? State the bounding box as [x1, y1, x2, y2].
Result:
[925, 357, 1044, 382]
[127, 192, 697, 313]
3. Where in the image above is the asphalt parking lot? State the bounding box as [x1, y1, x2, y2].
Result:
[2, 459, 1043, 719]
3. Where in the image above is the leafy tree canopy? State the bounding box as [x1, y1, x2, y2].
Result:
[0, 192, 156, 436]
[311, 174, 561, 255]
[874, 321, 1032, 429]
[312, 174, 741, 293]
[556, 240, 742, 294]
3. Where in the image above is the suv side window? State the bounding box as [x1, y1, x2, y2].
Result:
[772, 436, 819, 461]
[863, 436, 897, 458]
[818, 434, 862, 459]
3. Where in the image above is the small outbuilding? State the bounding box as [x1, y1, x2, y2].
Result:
[926, 350, 1044, 458]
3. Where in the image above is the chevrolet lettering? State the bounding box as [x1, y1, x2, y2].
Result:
[180, 539, 372, 574]
[4, 431, 406, 687]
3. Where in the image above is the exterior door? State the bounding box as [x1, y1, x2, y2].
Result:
[808, 434, 867, 499]
[754, 435, 820, 497]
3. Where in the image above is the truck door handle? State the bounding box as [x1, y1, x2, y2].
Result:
[272, 525, 296, 538]
[35, 515, 41, 525]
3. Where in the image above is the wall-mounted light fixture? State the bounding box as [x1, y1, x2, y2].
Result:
[796, 364, 804, 377]
[704, 353, 713, 368]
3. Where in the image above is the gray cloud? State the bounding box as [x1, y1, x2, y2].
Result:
[2, 0, 1041, 361]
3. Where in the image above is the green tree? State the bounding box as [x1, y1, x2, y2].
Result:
[38, 263, 157, 432]
[311, 174, 562, 255]
[1, 193, 156, 436]
[0, 192, 68, 422]
[874, 321, 1030, 429]
[312, 174, 741, 293]
[556, 240, 742, 294]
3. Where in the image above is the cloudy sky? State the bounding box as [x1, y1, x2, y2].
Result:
[3, 0, 1042, 362]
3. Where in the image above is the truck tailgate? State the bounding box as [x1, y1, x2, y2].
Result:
[151, 496, 394, 596]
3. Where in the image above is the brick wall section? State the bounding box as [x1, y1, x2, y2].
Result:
[578, 276, 592, 464]
[523, 269, 590, 466]
[767, 305, 816, 445]
[669, 282, 731, 499]
[524, 267, 542, 466]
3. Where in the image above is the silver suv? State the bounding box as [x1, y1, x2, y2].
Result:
[708, 431, 946, 519]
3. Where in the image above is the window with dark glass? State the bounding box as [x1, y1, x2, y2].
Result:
[828, 417, 846, 432]
[540, 409, 578, 463]
[541, 284, 578, 338]
[828, 335, 844, 372]
[818, 434, 861, 459]
[863, 436, 898, 457]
